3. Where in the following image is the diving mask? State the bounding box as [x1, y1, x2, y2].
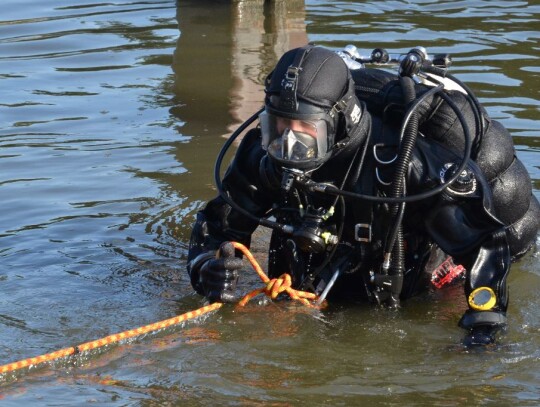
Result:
[260, 110, 329, 168]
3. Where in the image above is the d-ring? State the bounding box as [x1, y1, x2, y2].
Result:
[375, 167, 392, 186]
[373, 143, 397, 165]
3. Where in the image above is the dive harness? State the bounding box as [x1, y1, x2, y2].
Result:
[214, 48, 475, 306]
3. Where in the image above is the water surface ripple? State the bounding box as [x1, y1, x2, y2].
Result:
[0, 0, 538, 405]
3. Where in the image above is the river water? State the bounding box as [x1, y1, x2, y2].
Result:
[0, 0, 538, 405]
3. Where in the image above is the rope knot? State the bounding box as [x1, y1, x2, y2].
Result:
[228, 242, 321, 308]
[265, 274, 292, 299]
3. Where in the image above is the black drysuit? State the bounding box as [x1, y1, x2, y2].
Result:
[187, 68, 539, 333]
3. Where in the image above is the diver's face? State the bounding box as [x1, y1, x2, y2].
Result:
[275, 117, 319, 140]
[259, 109, 331, 170]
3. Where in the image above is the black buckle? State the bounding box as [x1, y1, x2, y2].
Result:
[354, 223, 371, 242]
[279, 45, 313, 112]
[279, 66, 300, 111]
[330, 98, 348, 118]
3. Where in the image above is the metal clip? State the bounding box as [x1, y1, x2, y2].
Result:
[375, 167, 392, 186]
[354, 223, 372, 242]
[373, 143, 397, 165]
[330, 98, 349, 118]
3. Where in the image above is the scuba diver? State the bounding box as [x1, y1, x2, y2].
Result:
[186, 45, 539, 346]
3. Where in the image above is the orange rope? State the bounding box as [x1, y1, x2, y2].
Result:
[0, 241, 320, 375]
[231, 242, 319, 308]
[0, 302, 222, 375]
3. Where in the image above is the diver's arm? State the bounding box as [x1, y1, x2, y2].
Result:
[409, 138, 511, 345]
[457, 228, 510, 345]
[423, 181, 510, 345]
[187, 129, 273, 296]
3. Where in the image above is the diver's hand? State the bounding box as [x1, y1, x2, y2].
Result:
[459, 309, 506, 348]
[199, 242, 242, 303]
[463, 326, 497, 347]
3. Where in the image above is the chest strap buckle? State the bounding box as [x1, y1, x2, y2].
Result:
[355, 223, 372, 243]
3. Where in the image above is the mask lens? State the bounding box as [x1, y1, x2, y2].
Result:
[285, 128, 318, 160]
[260, 111, 328, 165]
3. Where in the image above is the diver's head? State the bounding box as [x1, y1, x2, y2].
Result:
[260, 45, 363, 172]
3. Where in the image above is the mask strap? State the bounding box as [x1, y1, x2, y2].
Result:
[279, 45, 314, 112]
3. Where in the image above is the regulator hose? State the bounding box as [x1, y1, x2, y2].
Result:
[214, 85, 472, 236]
[424, 67, 486, 158]
[385, 75, 419, 305]
[311, 86, 471, 203]
[445, 72, 486, 158]
[214, 107, 293, 235]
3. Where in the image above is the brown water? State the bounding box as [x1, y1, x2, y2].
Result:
[0, 0, 539, 405]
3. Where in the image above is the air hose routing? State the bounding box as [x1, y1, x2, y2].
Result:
[373, 49, 425, 307]
[213, 51, 473, 307]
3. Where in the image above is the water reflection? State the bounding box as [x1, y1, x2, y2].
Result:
[0, 0, 538, 404]
[172, 0, 306, 138]
[170, 0, 308, 242]
[227, 0, 307, 132]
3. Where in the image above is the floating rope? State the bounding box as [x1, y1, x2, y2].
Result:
[0, 302, 222, 375]
[0, 241, 321, 376]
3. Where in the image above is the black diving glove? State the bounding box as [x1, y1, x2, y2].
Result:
[463, 326, 498, 347]
[198, 242, 242, 303]
[459, 309, 506, 348]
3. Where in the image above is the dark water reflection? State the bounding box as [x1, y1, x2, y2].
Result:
[0, 0, 538, 405]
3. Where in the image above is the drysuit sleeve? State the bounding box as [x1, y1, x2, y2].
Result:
[186, 128, 275, 293]
[354, 66, 538, 340]
[424, 195, 511, 332]
[410, 139, 512, 333]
